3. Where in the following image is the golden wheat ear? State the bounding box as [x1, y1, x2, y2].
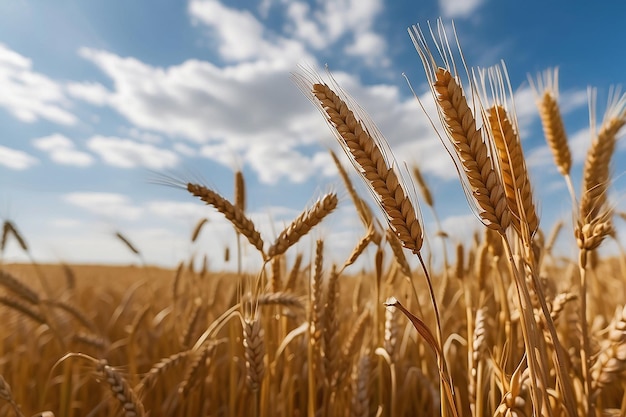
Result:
[579, 88, 626, 222]
[409, 22, 510, 234]
[293, 67, 423, 254]
[477, 64, 539, 239]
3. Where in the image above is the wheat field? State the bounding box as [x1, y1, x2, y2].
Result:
[1, 21, 626, 417]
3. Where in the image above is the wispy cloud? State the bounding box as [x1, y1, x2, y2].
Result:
[32, 133, 94, 167]
[86, 136, 179, 169]
[0, 145, 38, 170]
[66, 81, 110, 106]
[63, 192, 143, 221]
[0, 44, 76, 125]
[438, 0, 484, 18]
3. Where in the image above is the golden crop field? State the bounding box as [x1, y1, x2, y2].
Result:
[1, 21, 626, 417]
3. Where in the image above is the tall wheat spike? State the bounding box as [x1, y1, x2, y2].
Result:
[487, 102, 538, 237]
[579, 89, 626, 223]
[410, 26, 510, 234]
[295, 71, 423, 254]
[529, 68, 572, 177]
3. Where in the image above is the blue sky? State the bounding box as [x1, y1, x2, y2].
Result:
[1, 0, 625, 269]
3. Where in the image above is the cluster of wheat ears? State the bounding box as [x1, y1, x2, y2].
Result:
[1, 21, 626, 417]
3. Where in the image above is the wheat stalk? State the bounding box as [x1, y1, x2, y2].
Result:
[323, 266, 340, 387]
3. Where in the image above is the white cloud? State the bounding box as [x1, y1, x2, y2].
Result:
[63, 192, 143, 220]
[0, 145, 38, 170]
[122, 127, 162, 144]
[283, 0, 387, 64]
[439, 0, 484, 18]
[0, 44, 76, 125]
[66, 81, 111, 106]
[87, 135, 179, 169]
[32, 133, 94, 167]
[146, 200, 212, 221]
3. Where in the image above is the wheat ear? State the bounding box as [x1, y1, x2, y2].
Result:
[187, 183, 265, 257]
[139, 350, 191, 392]
[234, 170, 246, 212]
[433, 68, 510, 233]
[579, 90, 626, 223]
[0, 374, 24, 417]
[267, 192, 338, 258]
[190, 218, 209, 242]
[95, 360, 145, 417]
[487, 105, 538, 237]
[179, 343, 213, 397]
[591, 305, 626, 397]
[530, 68, 572, 176]
[243, 315, 266, 392]
[0, 295, 45, 324]
[115, 231, 140, 256]
[350, 353, 371, 417]
[1, 220, 28, 253]
[329, 150, 378, 232]
[412, 166, 434, 207]
[296, 74, 423, 253]
[0, 270, 40, 305]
